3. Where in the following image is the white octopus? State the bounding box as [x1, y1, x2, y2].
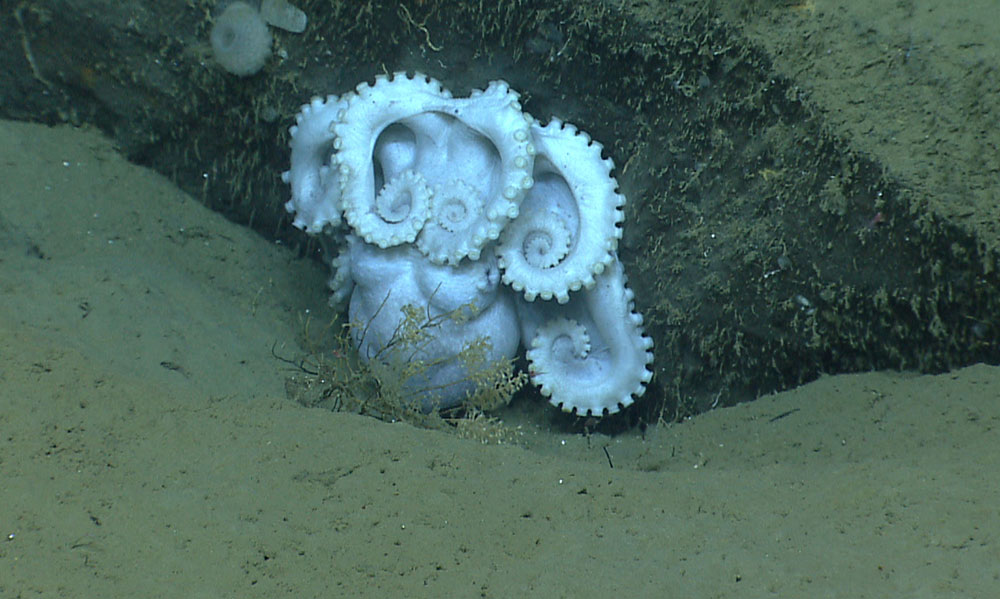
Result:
[283, 72, 653, 416]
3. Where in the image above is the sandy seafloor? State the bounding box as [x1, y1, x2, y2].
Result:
[1, 115, 998, 598]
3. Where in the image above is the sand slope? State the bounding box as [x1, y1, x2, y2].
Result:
[1, 120, 997, 597]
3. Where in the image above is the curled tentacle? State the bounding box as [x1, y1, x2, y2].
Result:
[518, 212, 572, 270]
[346, 169, 431, 247]
[283, 94, 349, 232]
[519, 259, 653, 416]
[497, 118, 624, 303]
[416, 179, 487, 264]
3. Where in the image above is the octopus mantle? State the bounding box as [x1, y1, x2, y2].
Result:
[283, 72, 653, 416]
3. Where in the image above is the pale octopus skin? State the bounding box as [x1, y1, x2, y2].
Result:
[346, 236, 520, 412]
[283, 72, 652, 416]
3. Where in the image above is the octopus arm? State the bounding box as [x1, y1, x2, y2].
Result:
[283, 94, 349, 232]
[524, 259, 653, 416]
